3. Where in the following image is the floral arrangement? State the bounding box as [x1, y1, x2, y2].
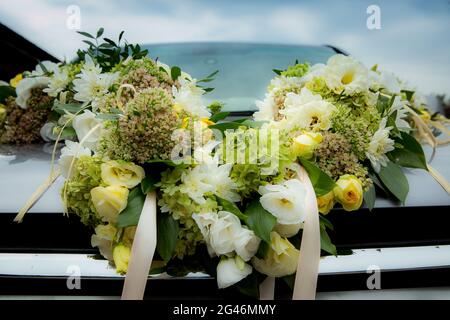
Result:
[17, 31, 449, 299]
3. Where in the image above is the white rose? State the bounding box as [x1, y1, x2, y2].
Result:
[234, 227, 260, 262]
[217, 256, 252, 289]
[259, 179, 308, 225]
[209, 211, 242, 255]
[58, 140, 92, 178]
[72, 110, 102, 149]
[193, 211, 260, 260]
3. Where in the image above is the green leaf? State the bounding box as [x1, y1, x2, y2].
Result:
[363, 184, 376, 211]
[0, 85, 16, 103]
[205, 70, 219, 79]
[116, 187, 145, 228]
[96, 27, 104, 38]
[388, 132, 428, 170]
[156, 213, 179, 262]
[376, 94, 390, 115]
[298, 158, 336, 197]
[320, 224, 337, 256]
[77, 31, 95, 39]
[244, 200, 277, 243]
[401, 89, 415, 102]
[319, 215, 334, 231]
[215, 196, 246, 221]
[209, 111, 230, 123]
[377, 161, 409, 203]
[171, 66, 181, 81]
[141, 174, 158, 194]
[53, 102, 84, 114]
[118, 30, 125, 42]
[59, 126, 76, 140]
[272, 69, 282, 75]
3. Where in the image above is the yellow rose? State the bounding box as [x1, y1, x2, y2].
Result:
[291, 131, 323, 159]
[333, 175, 363, 211]
[9, 73, 23, 88]
[251, 232, 299, 277]
[91, 185, 129, 223]
[101, 160, 145, 189]
[113, 243, 131, 275]
[317, 191, 335, 215]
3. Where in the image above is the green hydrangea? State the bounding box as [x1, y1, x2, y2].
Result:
[331, 100, 381, 160]
[62, 155, 104, 228]
[281, 63, 310, 78]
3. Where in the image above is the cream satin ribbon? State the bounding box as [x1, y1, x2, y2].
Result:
[121, 191, 157, 300]
[259, 164, 321, 300]
[259, 276, 275, 300]
[292, 165, 321, 300]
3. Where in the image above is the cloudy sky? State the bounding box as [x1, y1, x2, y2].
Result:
[1, 0, 449, 95]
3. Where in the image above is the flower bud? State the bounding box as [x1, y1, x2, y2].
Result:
[291, 132, 323, 159]
[317, 191, 335, 215]
[113, 243, 131, 275]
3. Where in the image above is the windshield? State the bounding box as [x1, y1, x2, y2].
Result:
[143, 43, 337, 112]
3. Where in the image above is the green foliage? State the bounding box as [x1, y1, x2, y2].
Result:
[377, 161, 409, 203]
[388, 132, 428, 170]
[244, 200, 277, 243]
[298, 158, 336, 197]
[157, 212, 180, 262]
[76, 28, 149, 71]
[116, 187, 145, 227]
[0, 86, 16, 103]
[363, 184, 376, 211]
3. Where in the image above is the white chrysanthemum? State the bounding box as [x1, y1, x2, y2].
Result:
[324, 54, 369, 95]
[180, 165, 215, 204]
[389, 96, 411, 132]
[280, 87, 336, 131]
[44, 67, 70, 97]
[59, 140, 92, 178]
[369, 70, 401, 94]
[15, 76, 50, 109]
[253, 94, 277, 121]
[73, 55, 118, 104]
[31, 61, 59, 77]
[72, 110, 102, 149]
[366, 118, 395, 172]
[172, 78, 211, 118]
[181, 160, 240, 204]
[259, 179, 308, 225]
